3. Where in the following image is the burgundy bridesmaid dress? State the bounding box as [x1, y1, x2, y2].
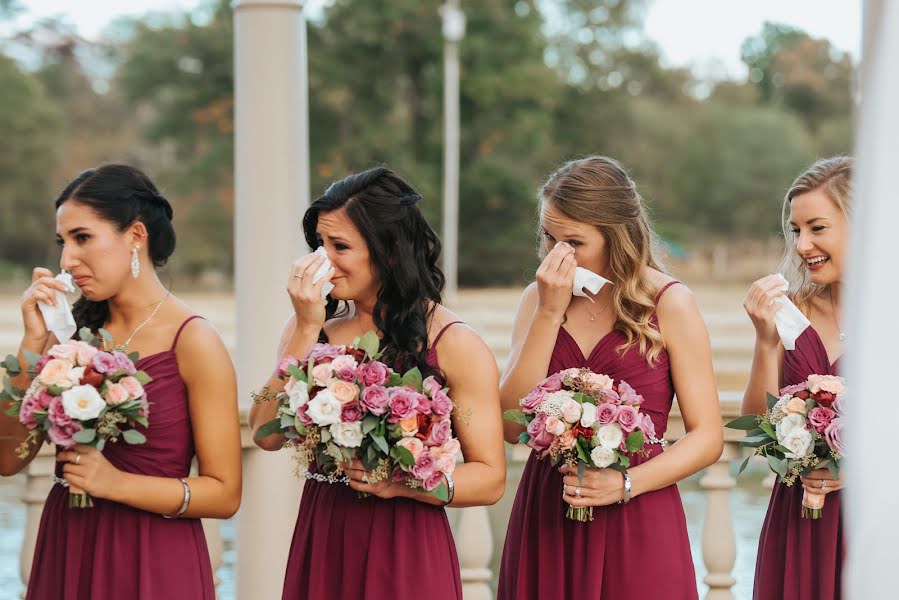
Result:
[498, 282, 698, 600]
[281, 322, 465, 600]
[26, 316, 215, 600]
[753, 325, 844, 599]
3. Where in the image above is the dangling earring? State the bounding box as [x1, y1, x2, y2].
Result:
[131, 246, 140, 279]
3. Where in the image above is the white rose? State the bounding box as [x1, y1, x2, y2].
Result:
[775, 413, 805, 443]
[286, 379, 310, 413]
[590, 446, 616, 468]
[61, 384, 105, 421]
[596, 423, 623, 450]
[66, 367, 86, 388]
[330, 355, 358, 372]
[781, 427, 814, 459]
[330, 421, 363, 448]
[560, 399, 582, 424]
[305, 389, 342, 426]
[580, 403, 598, 428]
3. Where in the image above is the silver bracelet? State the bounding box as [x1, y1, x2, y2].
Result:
[617, 471, 632, 505]
[443, 471, 455, 506]
[163, 478, 191, 519]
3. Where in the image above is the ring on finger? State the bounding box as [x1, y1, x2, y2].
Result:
[574, 486, 581, 498]
[293, 274, 303, 279]
[821, 480, 826, 490]
[75, 454, 81, 465]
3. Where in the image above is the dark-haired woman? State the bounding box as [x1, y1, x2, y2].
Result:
[0, 164, 242, 600]
[249, 166, 506, 600]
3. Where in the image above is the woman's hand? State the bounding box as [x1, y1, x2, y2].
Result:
[801, 468, 843, 496]
[560, 464, 625, 507]
[58, 445, 125, 500]
[287, 253, 335, 333]
[535, 242, 576, 321]
[21, 268, 70, 347]
[344, 458, 399, 499]
[742, 274, 786, 349]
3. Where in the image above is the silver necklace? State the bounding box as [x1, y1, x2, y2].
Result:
[829, 292, 845, 342]
[108, 291, 171, 351]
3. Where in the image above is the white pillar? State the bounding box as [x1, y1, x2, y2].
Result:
[233, 1, 310, 598]
[845, 1, 899, 596]
[440, 1, 464, 303]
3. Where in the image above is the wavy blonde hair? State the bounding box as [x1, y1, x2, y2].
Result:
[538, 156, 667, 364]
[778, 156, 853, 310]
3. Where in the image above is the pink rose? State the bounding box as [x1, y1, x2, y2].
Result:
[360, 385, 390, 415]
[360, 361, 391, 387]
[397, 436, 424, 460]
[34, 354, 51, 373]
[423, 470, 445, 491]
[526, 412, 554, 454]
[430, 391, 453, 417]
[521, 388, 547, 414]
[616, 405, 639, 433]
[538, 373, 563, 392]
[558, 429, 577, 450]
[18, 394, 42, 429]
[597, 403, 620, 425]
[295, 403, 313, 426]
[111, 351, 137, 375]
[617, 381, 643, 406]
[831, 395, 844, 416]
[426, 418, 452, 447]
[422, 375, 443, 397]
[411, 451, 437, 480]
[544, 416, 566, 436]
[824, 418, 845, 456]
[47, 396, 72, 427]
[417, 396, 432, 415]
[104, 383, 130, 406]
[392, 467, 407, 484]
[73, 341, 99, 367]
[307, 343, 345, 362]
[48, 343, 78, 362]
[38, 359, 74, 387]
[388, 387, 421, 422]
[640, 413, 657, 441]
[47, 420, 82, 448]
[436, 452, 456, 475]
[119, 376, 145, 400]
[808, 406, 836, 434]
[599, 388, 621, 405]
[560, 399, 582, 424]
[311, 363, 333, 387]
[91, 352, 118, 374]
[278, 355, 299, 376]
[340, 401, 364, 422]
[329, 380, 359, 404]
[780, 382, 807, 396]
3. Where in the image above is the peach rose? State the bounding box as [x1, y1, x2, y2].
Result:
[311, 363, 334, 387]
[397, 436, 424, 460]
[119, 376, 145, 400]
[104, 383, 130, 406]
[559, 429, 577, 450]
[544, 416, 566, 436]
[48, 343, 78, 362]
[398, 415, 420, 437]
[328, 380, 359, 404]
[39, 359, 75, 388]
[583, 372, 614, 392]
[785, 397, 808, 416]
[73, 341, 99, 367]
[806, 374, 845, 396]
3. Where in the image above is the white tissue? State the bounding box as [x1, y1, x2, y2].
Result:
[573, 267, 611, 299]
[312, 247, 335, 300]
[772, 273, 810, 350]
[37, 271, 77, 342]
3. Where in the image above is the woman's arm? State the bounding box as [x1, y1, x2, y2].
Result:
[59, 318, 243, 518]
[741, 275, 787, 415]
[349, 323, 507, 507]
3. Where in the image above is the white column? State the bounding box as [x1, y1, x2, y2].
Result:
[233, 1, 310, 598]
[18, 455, 55, 597]
[845, 1, 899, 597]
[440, 1, 464, 303]
[700, 443, 736, 600]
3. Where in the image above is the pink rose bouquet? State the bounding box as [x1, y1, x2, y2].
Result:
[254, 331, 458, 502]
[2, 328, 152, 508]
[504, 367, 662, 521]
[727, 373, 846, 519]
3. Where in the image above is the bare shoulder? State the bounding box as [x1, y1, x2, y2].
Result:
[427, 304, 492, 365]
[172, 316, 232, 382]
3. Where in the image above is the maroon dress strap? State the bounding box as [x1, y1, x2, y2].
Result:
[654, 281, 682, 304]
[170, 315, 204, 351]
[431, 321, 465, 349]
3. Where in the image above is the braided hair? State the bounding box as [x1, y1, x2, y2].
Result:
[303, 167, 446, 379]
[54, 164, 176, 332]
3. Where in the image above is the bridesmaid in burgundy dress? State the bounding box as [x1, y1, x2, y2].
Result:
[742, 156, 852, 599]
[0, 164, 242, 599]
[497, 156, 723, 599]
[249, 167, 506, 600]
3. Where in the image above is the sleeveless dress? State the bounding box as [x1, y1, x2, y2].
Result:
[753, 325, 844, 599]
[26, 316, 215, 600]
[498, 281, 698, 600]
[281, 322, 465, 600]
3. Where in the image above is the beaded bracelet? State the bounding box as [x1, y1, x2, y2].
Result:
[163, 478, 191, 519]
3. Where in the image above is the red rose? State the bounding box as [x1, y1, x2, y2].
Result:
[415, 413, 434, 442]
[814, 391, 835, 408]
[795, 389, 811, 400]
[80, 365, 105, 388]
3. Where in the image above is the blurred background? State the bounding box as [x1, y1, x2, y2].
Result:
[0, 1, 859, 598]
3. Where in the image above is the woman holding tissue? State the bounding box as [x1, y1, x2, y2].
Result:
[249, 166, 506, 600]
[743, 156, 852, 600]
[497, 156, 722, 599]
[0, 164, 241, 600]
